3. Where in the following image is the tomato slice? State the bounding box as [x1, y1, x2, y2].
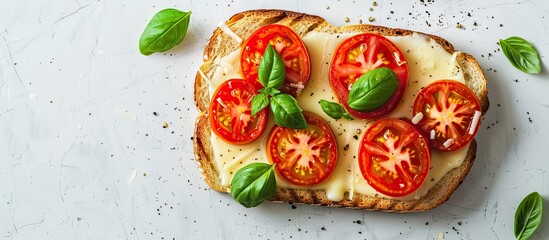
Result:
[358, 118, 430, 197]
[209, 79, 268, 144]
[241, 24, 310, 96]
[329, 33, 408, 119]
[412, 80, 482, 152]
[267, 112, 338, 186]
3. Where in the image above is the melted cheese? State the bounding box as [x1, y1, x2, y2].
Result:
[207, 32, 469, 201]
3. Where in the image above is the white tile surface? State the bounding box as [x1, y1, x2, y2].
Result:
[1, 0, 548, 239]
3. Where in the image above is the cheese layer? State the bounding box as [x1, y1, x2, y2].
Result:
[207, 32, 469, 201]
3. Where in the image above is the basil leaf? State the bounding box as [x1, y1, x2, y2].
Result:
[500, 36, 541, 74]
[139, 9, 191, 56]
[319, 100, 354, 120]
[251, 93, 270, 116]
[348, 67, 398, 112]
[230, 163, 276, 208]
[270, 94, 307, 129]
[514, 192, 543, 240]
[258, 44, 286, 89]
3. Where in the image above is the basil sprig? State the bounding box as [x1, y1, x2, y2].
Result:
[230, 163, 276, 208]
[514, 192, 543, 240]
[319, 100, 353, 120]
[251, 44, 307, 129]
[500, 36, 541, 74]
[348, 67, 398, 112]
[139, 9, 191, 56]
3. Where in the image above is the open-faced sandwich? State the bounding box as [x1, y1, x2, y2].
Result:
[194, 10, 489, 212]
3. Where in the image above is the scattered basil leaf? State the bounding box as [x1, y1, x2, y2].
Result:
[251, 93, 270, 116]
[514, 192, 543, 240]
[259, 87, 281, 96]
[230, 163, 276, 208]
[258, 44, 286, 89]
[500, 36, 541, 74]
[348, 67, 398, 112]
[270, 94, 307, 129]
[319, 100, 354, 120]
[139, 9, 191, 56]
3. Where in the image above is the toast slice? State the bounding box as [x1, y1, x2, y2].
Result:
[193, 10, 489, 212]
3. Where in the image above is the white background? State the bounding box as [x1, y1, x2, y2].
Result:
[1, 0, 548, 239]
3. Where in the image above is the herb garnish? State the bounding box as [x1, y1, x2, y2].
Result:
[348, 67, 398, 112]
[230, 163, 276, 208]
[139, 9, 191, 56]
[514, 192, 543, 240]
[251, 44, 307, 129]
[500, 36, 541, 74]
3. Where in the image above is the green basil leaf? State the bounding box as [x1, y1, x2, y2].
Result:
[270, 94, 307, 129]
[500, 36, 541, 74]
[514, 192, 543, 240]
[251, 93, 270, 116]
[319, 100, 353, 120]
[258, 44, 286, 89]
[139, 9, 191, 56]
[230, 162, 276, 208]
[348, 67, 398, 112]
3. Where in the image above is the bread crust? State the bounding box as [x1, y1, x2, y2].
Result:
[193, 9, 489, 212]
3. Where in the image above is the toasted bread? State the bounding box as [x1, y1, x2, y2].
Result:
[193, 10, 489, 212]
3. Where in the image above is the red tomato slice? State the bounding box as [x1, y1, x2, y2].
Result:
[358, 118, 430, 197]
[329, 33, 408, 119]
[412, 80, 482, 152]
[267, 112, 338, 186]
[241, 24, 310, 96]
[209, 79, 268, 144]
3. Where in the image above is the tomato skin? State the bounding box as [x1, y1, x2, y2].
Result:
[329, 33, 408, 119]
[266, 112, 338, 186]
[209, 79, 268, 144]
[358, 118, 430, 197]
[241, 24, 310, 96]
[401, 118, 432, 147]
[412, 80, 482, 152]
